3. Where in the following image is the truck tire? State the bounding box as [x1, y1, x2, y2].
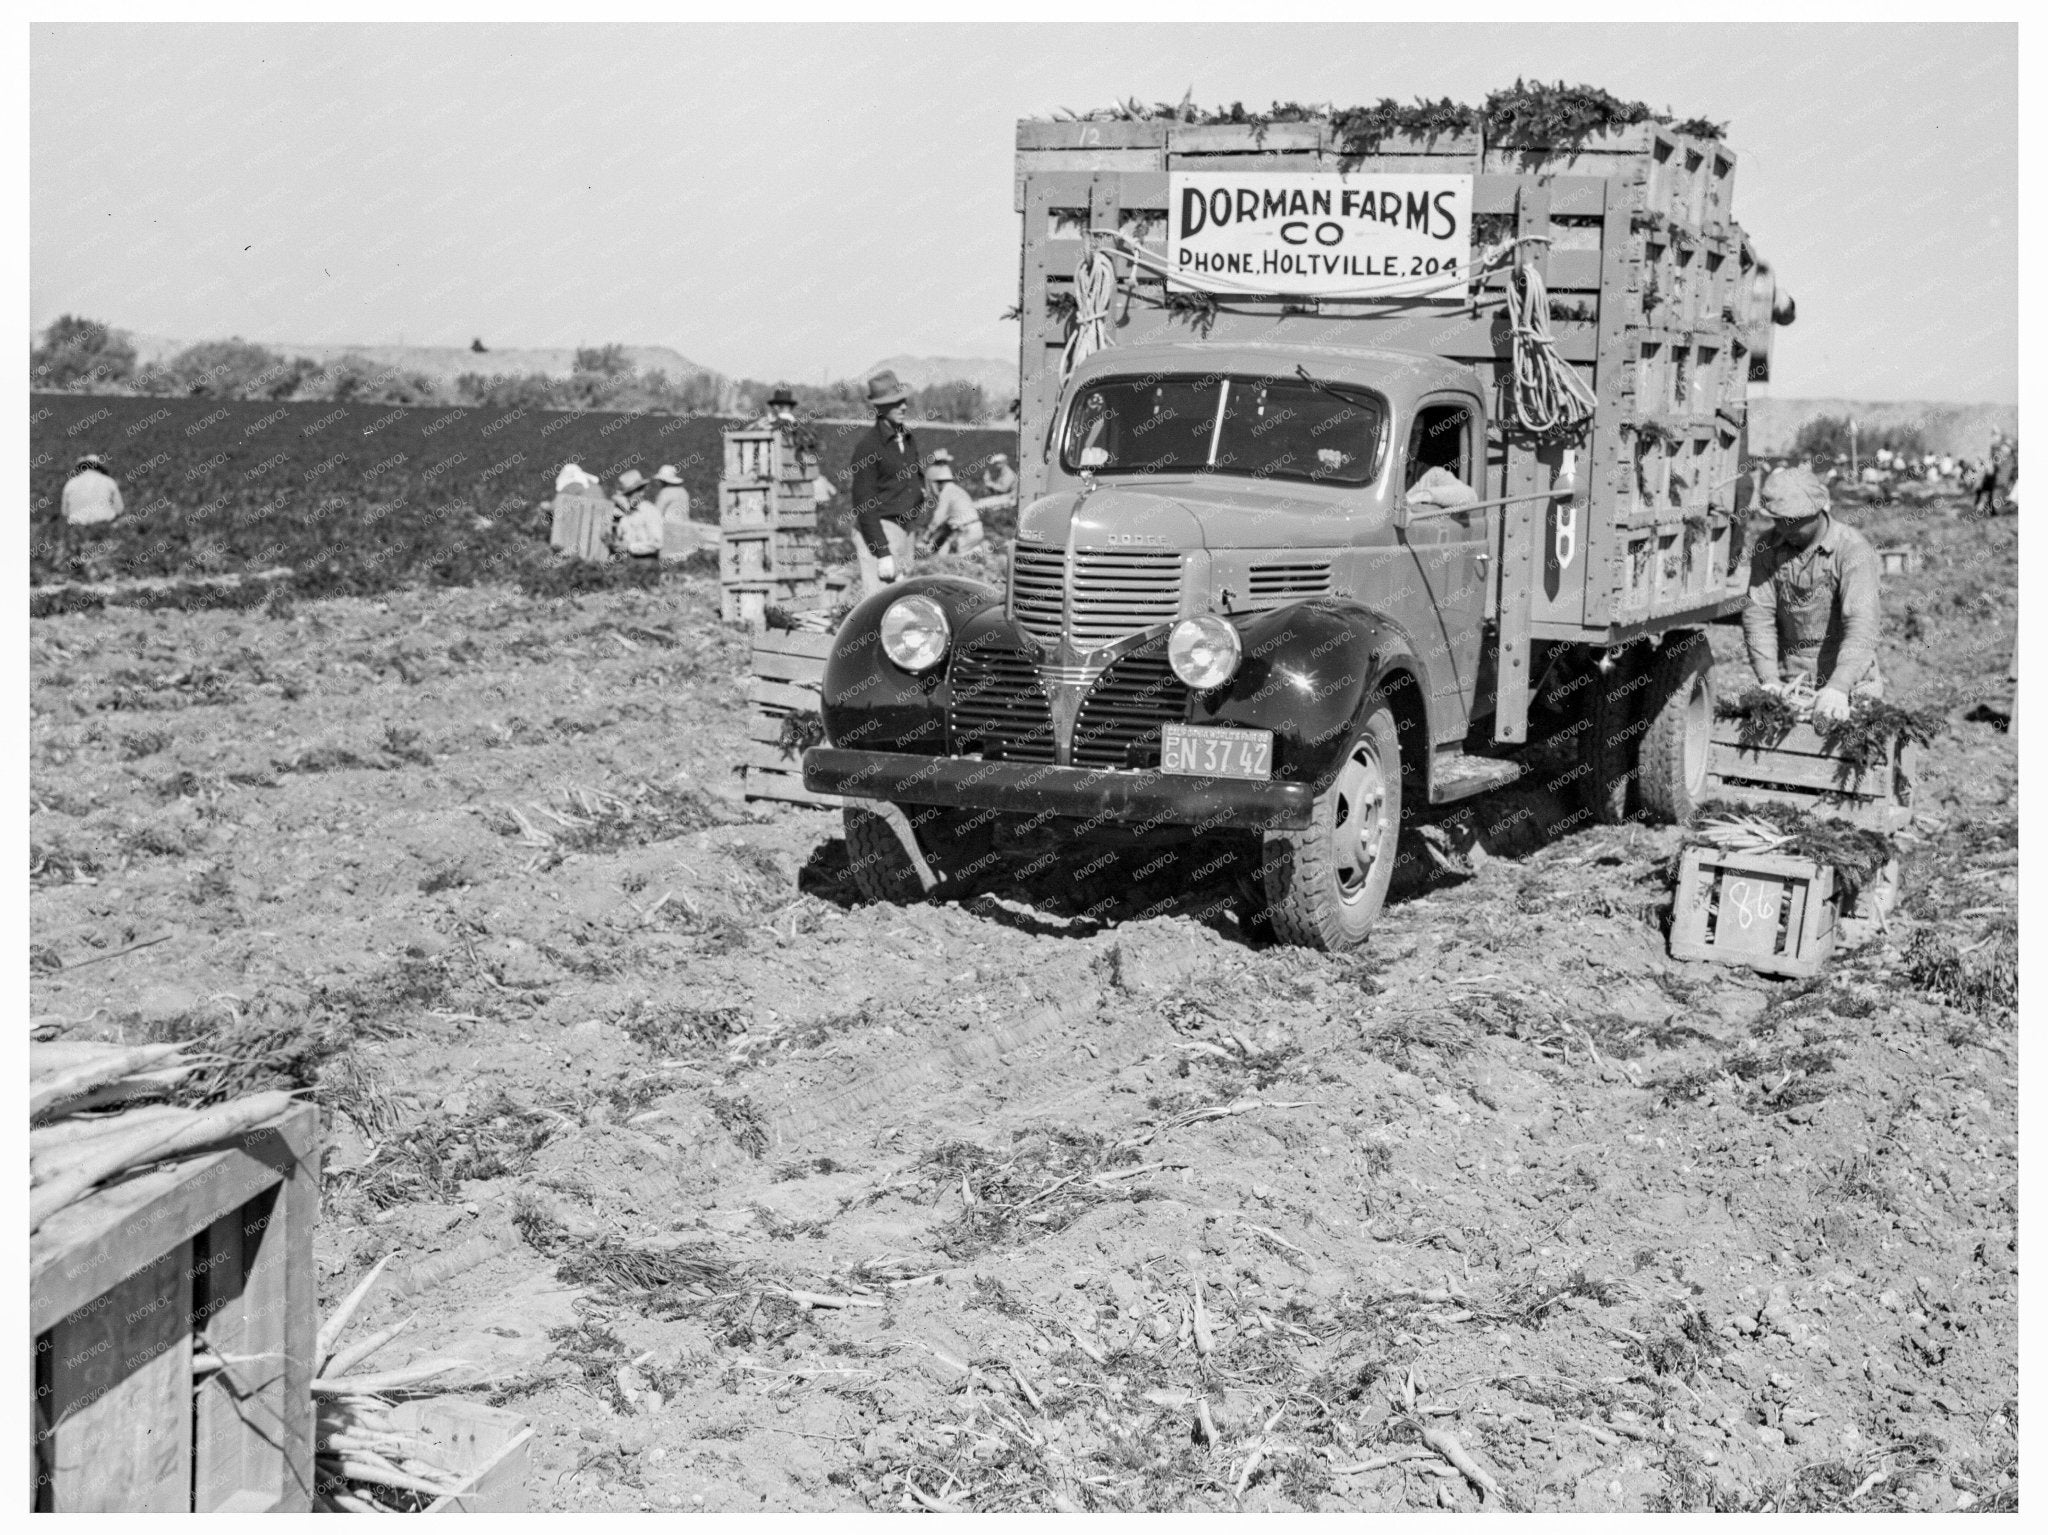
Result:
[843, 804, 930, 905]
[842, 802, 995, 906]
[1576, 647, 1644, 825]
[1259, 704, 1403, 952]
[1636, 631, 1716, 824]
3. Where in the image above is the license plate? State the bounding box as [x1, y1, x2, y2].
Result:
[1160, 723, 1273, 782]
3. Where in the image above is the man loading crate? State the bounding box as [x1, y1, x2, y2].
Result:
[1743, 466, 1884, 725]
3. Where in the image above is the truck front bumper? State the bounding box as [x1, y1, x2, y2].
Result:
[802, 747, 1315, 832]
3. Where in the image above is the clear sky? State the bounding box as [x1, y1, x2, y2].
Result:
[30, 21, 2016, 402]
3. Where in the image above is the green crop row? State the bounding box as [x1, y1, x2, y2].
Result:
[31, 394, 1015, 598]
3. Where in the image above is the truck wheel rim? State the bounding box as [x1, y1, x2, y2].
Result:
[1683, 677, 1711, 795]
[1333, 740, 1387, 901]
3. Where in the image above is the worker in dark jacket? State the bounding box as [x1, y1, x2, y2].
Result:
[1742, 466, 1884, 725]
[848, 371, 924, 592]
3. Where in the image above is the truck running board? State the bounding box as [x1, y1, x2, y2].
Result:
[1428, 752, 1525, 805]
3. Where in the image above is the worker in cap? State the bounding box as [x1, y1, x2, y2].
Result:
[750, 386, 800, 432]
[61, 452, 123, 527]
[849, 370, 923, 592]
[1742, 466, 1884, 724]
[749, 386, 826, 495]
[979, 451, 1017, 500]
[650, 464, 706, 558]
[921, 449, 985, 558]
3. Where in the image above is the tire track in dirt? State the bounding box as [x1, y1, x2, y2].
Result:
[654, 920, 1231, 1180]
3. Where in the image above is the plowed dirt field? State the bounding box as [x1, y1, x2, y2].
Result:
[28, 503, 2017, 1512]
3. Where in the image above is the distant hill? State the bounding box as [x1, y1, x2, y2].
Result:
[32, 326, 718, 385]
[1749, 397, 2018, 458]
[269, 342, 717, 385]
[863, 355, 1017, 401]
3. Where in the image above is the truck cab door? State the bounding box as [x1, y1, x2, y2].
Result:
[1396, 396, 1489, 731]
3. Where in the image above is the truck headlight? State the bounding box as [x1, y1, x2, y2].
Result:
[879, 594, 950, 672]
[1168, 614, 1241, 690]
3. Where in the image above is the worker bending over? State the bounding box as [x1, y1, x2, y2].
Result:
[1742, 466, 1883, 725]
[921, 450, 985, 557]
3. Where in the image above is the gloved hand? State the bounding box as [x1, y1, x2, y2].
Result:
[876, 556, 896, 583]
[1812, 686, 1852, 725]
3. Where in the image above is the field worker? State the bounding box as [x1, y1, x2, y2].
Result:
[850, 370, 924, 592]
[751, 386, 799, 433]
[613, 468, 649, 517]
[1743, 466, 1883, 726]
[921, 450, 985, 557]
[62, 453, 123, 526]
[980, 452, 1017, 500]
[549, 462, 591, 550]
[646, 465, 703, 558]
[615, 492, 665, 563]
[650, 464, 690, 523]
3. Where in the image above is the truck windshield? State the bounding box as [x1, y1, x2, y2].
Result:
[1060, 373, 1384, 486]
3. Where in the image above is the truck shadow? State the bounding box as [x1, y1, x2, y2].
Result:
[797, 776, 1628, 949]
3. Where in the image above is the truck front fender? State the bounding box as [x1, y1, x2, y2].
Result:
[1195, 601, 1425, 790]
[821, 576, 1003, 755]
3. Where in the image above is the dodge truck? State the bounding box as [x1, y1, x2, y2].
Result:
[805, 111, 1791, 949]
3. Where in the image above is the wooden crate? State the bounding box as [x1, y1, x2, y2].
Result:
[385, 1398, 533, 1513]
[723, 430, 781, 483]
[1704, 719, 1918, 831]
[1877, 546, 1922, 576]
[720, 527, 818, 584]
[31, 1100, 320, 1512]
[721, 579, 820, 627]
[743, 630, 840, 810]
[1669, 846, 1839, 979]
[550, 493, 612, 563]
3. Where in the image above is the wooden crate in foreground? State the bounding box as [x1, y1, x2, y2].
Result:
[1670, 846, 1839, 979]
[742, 628, 840, 810]
[31, 1100, 320, 1512]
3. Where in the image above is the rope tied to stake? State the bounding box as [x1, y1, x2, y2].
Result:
[1061, 238, 1120, 381]
[1503, 255, 1599, 441]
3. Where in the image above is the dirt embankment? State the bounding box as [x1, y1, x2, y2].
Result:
[28, 507, 2016, 1512]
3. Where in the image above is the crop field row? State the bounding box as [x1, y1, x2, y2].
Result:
[30, 394, 1016, 594]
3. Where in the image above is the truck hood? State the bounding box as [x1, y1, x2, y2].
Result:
[1018, 478, 1380, 551]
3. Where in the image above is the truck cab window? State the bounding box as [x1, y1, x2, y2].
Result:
[1062, 372, 1383, 486]
[1406, 403, 1473, 490]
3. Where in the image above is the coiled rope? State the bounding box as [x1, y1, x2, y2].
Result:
[1060, 241, 1120, 380]
[1502, 257, 1598, 440]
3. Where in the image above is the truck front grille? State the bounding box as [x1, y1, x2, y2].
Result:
[1009, 543, 1065, 644]
[1070, 550, 1184, 647]
[1007, 544, 1185, 649]
[948, 641, 1055, 763]
[1073, 648, 1190, 769]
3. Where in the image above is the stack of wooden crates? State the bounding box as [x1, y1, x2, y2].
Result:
[719, 428, 820, 625]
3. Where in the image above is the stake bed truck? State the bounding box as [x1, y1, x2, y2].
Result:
[806, 113, 1791, 948]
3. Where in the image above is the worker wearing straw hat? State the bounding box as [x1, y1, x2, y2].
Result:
[921, 449, 985, 557]
[849, 370, 924, 593]
[1743, 466, 1883, 725]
